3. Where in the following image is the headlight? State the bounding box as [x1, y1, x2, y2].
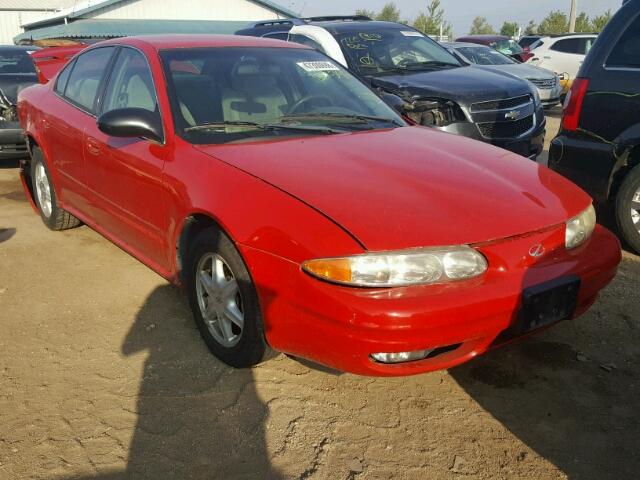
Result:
[565, 205, 596, 249]
[302, 246, 488, 287]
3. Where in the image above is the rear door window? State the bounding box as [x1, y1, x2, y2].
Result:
[64, 47, 115, 113]
[550, 38, 582, 54]
[54, 60, 74, 95]
[607, 14, 640, 68]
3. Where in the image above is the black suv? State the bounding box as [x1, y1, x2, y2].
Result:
[548, 0, 640, 252]
[238, 17, 546, 158]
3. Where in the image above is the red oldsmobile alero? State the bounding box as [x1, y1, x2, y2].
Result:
[17, 35, 621, 376]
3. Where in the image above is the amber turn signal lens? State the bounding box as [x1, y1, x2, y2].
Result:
[301, 258, 352, 283]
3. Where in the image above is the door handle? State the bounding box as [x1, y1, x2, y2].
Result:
[85, 136, 102, 156]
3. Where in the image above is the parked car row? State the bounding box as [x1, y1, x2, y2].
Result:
[12, 2, 627, 376]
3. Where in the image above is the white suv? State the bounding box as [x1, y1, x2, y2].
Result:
[527, 34, 597, 89]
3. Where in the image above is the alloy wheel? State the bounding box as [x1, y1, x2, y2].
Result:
[34, 162, 52, 218]
[195, 253, 244, 347]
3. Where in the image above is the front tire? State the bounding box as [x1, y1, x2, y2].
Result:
[30, 147, 80, 231]
[186, 226, 271, 368]
[615, 164, 640, 254]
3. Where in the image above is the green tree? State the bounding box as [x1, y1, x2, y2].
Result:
[376, 2, 401, 22]
[469, 16, 496, 35]
[500, 21, 519, 38]
[355, 8, 376, 18]
[413, 0, 452, 38]
[575, 12, 592, 32]
[524, 20, 537, 35]
[592, 10, 612, 32]
[538, 10, 569, 34]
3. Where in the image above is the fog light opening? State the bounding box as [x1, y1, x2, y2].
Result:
[370, 344, 462, 364]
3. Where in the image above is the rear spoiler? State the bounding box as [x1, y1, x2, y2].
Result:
[30, 45, 87, 84]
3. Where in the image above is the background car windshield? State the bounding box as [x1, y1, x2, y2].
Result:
[457, 46, 516, 65]
[160, 47, 405, 144]
[492, 39, 524, 56]
[0, 50, 35, 74]
[332, 28, 460, 75]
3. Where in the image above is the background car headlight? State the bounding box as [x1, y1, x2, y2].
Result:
[566, 204, 596, 249]
[302, 246, 487, 287]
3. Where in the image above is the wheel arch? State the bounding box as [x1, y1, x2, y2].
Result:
[610, 144, 640, 201]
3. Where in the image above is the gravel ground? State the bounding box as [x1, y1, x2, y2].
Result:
[1, 112, 639, 480]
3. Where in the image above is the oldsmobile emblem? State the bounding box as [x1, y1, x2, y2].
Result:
[528, 244, 545, 258]
[505, 110, 521, 120]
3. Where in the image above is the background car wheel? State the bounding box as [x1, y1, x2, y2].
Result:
[186, 226, 272, 368]
[615, 164, 640, 254]
[30, 147, 80, 231]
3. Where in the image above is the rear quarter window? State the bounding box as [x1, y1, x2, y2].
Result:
[607, 14, 640, 68]
[54, 60, 74, 95]
[550, 38, 583, 54]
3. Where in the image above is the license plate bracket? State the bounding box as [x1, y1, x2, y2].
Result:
[516, 275, 581, 334]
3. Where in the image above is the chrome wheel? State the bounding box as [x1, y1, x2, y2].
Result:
[632, 188, 640, 232]
[34, 162, 52, 218]
[195, 253, 244, 347]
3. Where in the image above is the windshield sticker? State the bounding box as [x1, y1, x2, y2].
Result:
[296, 61, 340, 72]
[400, 30, 423, 37]
[342, 33, 383, 50]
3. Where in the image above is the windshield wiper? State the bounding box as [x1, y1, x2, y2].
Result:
[281, 113, 404, 127]
[397, 61, 459, 70]
[184, 120, 341, 134]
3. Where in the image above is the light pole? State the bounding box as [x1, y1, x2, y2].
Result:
[569, 0, 577, 32]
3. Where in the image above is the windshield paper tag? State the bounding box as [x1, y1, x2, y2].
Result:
[297, 61, 340, 72]
[400, 31, 423, 37]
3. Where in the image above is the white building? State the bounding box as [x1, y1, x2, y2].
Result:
[7, 0, 297, 44]
[0, 0, 77, 44]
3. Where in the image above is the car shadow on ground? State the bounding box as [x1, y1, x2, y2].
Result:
[450, 238, 640, 479]
[67, 284, 282, 479]
[0, 227, 15, 243]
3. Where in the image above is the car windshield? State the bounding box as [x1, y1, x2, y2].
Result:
[456, 45, 516, 65]
[160, 47, 405, 144]
[0, 50, 36, 74]
[491, 39, 524, 56]
[331, 28, 461, 75]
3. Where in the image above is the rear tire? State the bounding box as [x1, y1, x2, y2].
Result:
[30, 147, 80, 231]
[186, 226, 272, 368]
[615, 164, 640, 254]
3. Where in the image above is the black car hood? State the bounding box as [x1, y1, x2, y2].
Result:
[367, 65, 531, 104]
[0, 73, 38, 104]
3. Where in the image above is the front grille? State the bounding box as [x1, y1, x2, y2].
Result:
[470, 95, 531, 112]
[528, 77, 557, 89]
[477, 115, 534, 139]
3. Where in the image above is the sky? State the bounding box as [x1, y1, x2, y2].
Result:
[281, 0, 622, 36]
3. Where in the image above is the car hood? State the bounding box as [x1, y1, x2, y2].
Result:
[473, 63, 556, 81]
[367, 66, 531, 104]
[195, 127, 590, 251]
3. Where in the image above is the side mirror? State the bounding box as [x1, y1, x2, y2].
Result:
[97, 108, 163, 143]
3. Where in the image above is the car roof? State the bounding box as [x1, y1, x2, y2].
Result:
[540, 33, 598, 38]
[93, 34, 308, 51]
[311, 20, 407, 32]
[456, 35, 509, 40]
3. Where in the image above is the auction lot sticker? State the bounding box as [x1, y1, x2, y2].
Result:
[297, 61, 340, 72]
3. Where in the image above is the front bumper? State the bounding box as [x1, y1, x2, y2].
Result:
[0, 124, 27, 159]
[435, 113, 546, 159]
[538, 84, 563, 107]
[240, 224, 620, 376]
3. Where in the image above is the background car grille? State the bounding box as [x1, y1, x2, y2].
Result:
[477, 115, 534, 139]
[528, 77, 557, 89]
[470, 95, 531, 112]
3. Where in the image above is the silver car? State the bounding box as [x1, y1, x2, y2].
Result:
[443, 42, 563, 108]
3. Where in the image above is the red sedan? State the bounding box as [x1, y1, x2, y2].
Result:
[18, 35, 620, 376]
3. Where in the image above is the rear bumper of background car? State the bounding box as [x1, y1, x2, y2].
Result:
[0, 125, 27, 159]
[239, 224, 620, 376]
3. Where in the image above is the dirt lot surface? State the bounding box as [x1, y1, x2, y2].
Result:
[1, 112, 639, 480]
